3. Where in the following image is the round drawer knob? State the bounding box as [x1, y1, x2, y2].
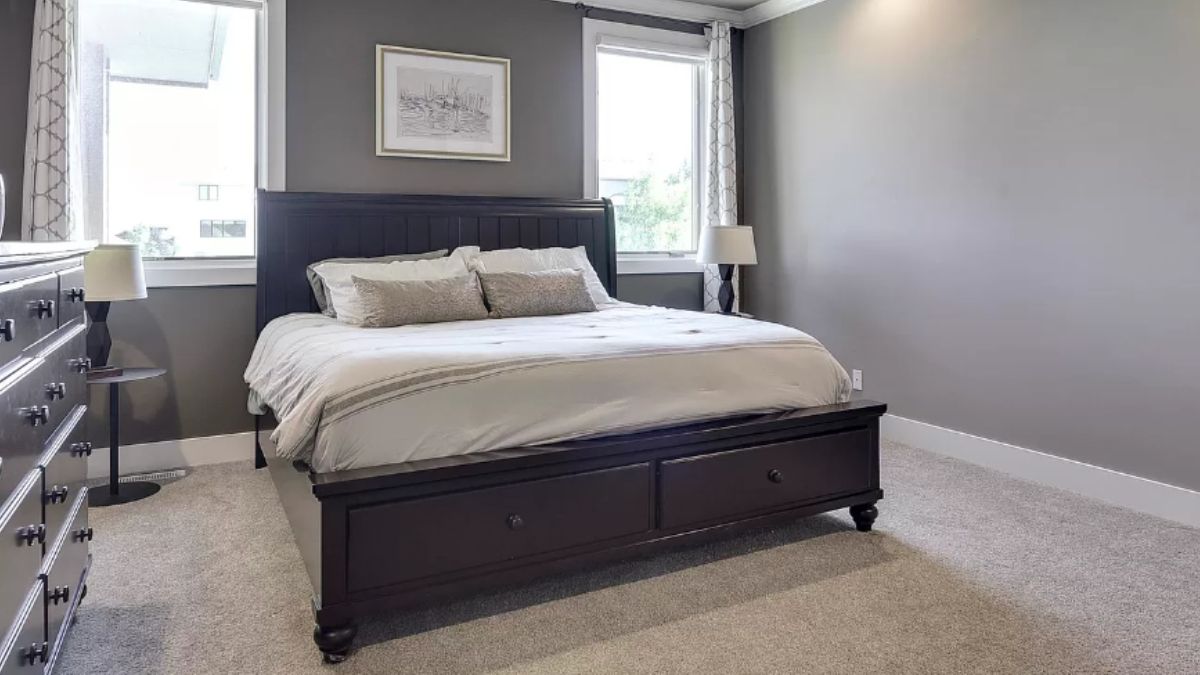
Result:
[506, 514, 525, 531]
[767, 469, 784, 484]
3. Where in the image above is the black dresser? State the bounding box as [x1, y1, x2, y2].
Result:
[0, 244, 93, 674]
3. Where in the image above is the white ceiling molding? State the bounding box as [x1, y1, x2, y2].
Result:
[552, 0, 831, 29]
[554, 0, 742, 26]
[740, 0, 829, 27]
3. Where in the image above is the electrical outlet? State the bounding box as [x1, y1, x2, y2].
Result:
[851, 369, 863, 391]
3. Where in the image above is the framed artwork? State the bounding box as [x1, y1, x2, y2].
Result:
[376, 45, 511, 161]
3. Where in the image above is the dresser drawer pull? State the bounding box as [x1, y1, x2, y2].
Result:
[73, 526, 94, 543]
[16, 523, 46, 546]
[20, 641, 48, 666]
[48, 586, 70, 605]
[767, 469, 784, 484]
[35, 299, 55, 319]
[0, 318, 14, 342]
[67, 287, 85, 302]
[46, 382, 66, 400]
[24, 405, 50, 426]
[70, 441, 94, 457]
[506, 513, 525, 531]
[44, 485, 70, 505]
[70, 357, 92, 373]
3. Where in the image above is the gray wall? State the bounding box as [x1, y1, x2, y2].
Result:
[743, 0, 1200, 490]
[618, 274, 703, 311]
[87, 287, 257, 445]
[287, 0, 583, 196]
[1, 0, 34, 239]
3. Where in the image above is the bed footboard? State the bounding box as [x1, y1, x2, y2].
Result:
[259, 399, 886, 663]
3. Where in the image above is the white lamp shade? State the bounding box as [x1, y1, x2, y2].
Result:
[84, 244, 147, 302]
[697, 226, 757, 265]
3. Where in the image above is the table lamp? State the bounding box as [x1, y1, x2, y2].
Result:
[697, 225, 757, 314]
[84, 244, 147, 376]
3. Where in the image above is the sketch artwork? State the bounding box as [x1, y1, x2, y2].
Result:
[396, 68, 493, 141]
[377, 46, 510, 161]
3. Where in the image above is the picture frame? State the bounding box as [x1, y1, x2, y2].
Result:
[375, 45, 511, 162]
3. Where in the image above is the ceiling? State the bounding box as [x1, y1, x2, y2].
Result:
[556, 0, 829, 29]
[706, 0, 765, 8]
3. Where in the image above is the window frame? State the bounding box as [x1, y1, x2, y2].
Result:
[96, 0, 286, 288]
[199, 219, 248, 238]
[583, 19, 708, 274]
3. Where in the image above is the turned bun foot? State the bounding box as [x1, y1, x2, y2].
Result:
[314, 622, 357, 664]
[849, 502, 879, 532]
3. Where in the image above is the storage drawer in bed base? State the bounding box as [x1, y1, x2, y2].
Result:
[261, 399, 887, 663]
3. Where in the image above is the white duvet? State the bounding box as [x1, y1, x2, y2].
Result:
[245, 304, 851, 473]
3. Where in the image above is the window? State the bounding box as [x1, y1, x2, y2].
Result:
[585, 20, 708, 257]
[200, 220, 247, 238]
[79, 0, 260, 260]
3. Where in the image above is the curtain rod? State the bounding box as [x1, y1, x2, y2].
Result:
[573, 2, 713, 35]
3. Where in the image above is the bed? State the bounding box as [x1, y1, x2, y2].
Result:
[251, 191, 886, 663]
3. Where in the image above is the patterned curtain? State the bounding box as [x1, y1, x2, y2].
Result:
[702, 20, 739, 313]
[22, 0, 82, 242]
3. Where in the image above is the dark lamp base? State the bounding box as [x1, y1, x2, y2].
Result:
[85, 301, 113, 368]
[717, 264, 737, 314]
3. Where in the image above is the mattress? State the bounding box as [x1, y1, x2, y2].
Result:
[245, 303, 851, 473]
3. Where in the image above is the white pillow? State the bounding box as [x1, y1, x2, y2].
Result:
[451, 245, 481, 264]
[467, 246, 612, 306]
[313, 256, 469, 325]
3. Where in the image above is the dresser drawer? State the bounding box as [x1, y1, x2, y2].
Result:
[0, 361, 41, 502]
[0, 475, 44, 631]
[659, 429, 874, 530]
[43, 490, 89, 660]
[0, 581, 45, 675]
[0, 273, 60, 375]
[21, 324, 87, 454]
[35, 320, 87, 418]
[55, 268, 85, 329]
[347, 464, 652, 592]
[41, 406, 87, 551]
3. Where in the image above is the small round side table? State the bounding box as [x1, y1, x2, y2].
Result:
[87, 367, 167, 507]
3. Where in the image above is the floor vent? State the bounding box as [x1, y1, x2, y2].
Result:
[118, 469, 187, 483]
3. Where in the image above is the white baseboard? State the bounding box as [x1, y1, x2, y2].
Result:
[87, 431, 254, 480]
[881, 414, 1200, 529]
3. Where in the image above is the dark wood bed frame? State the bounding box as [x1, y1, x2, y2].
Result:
[252, 190, 886, 663]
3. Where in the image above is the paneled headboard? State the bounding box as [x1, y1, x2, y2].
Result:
[255, 191, 617, 333]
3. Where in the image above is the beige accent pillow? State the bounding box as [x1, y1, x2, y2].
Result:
[349, 274, 489, 327]
[307, 250, 448, 316]
[478, 269, 598, 319]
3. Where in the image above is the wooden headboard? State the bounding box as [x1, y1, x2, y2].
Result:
[255, 191, 617, 332]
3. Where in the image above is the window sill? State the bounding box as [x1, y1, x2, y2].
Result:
[142, 255, 700, 287]
[616, 255, 702, 275]
[143, 258, 256, 288]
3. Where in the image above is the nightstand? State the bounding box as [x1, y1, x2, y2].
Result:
[87, 367, 167, 506]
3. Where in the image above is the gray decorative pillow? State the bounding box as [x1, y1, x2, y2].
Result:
[478, 269, 598, 319]
[307, 250, 448, 316]
[349, 273, 489, 327]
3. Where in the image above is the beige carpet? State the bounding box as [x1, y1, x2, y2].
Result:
[57, 441, 1199, 674]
